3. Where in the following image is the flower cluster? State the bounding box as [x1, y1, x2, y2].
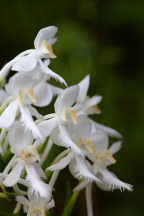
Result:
[0, 26, 132, 216]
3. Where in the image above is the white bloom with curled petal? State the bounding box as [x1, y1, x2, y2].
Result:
[3, 121, 51, 198]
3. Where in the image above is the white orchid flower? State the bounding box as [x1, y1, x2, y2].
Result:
[17, 193, 55, 216]
[0, 26, 66, 86]
[74, 130, 132, 192]
[47, 115, 100, 182]
[0, 72, 57, 138]
[3, 121, 51, 198]
[38, 85, 84, 154]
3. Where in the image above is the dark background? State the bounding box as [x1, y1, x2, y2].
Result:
[0, 0, 144, 215]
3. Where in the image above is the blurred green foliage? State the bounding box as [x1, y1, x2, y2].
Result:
[0, 0, 144, 215]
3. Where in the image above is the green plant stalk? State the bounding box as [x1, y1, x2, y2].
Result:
[61, 190, 80, 216]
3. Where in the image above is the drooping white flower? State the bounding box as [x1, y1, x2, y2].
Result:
[3, 121, 51, 198]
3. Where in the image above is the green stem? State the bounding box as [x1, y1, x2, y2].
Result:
[61, 190, 80, 216]
[39, 139, 53, 166]
[0, 192, 8, 199]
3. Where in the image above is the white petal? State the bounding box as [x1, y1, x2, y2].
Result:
[55, 85, 79, 116]
[59, 124, 83, 155]
[47, 152, 74, 171]
[26, 164, 51, 198]
[77, 75, 90, 103]
[34, 26, 58, 48]
[48, 83, 64, 96]
[109, 141, 122, 155]
[92, 120, 122, 138]
[84, 95, 102, 115]
[46, 198, 55, 210]
[73, 180, 88, 192]
[97, 168, 133, 191]
[12, 53, 37, 72]
[20, 106, 42, 139]
[5, 72, 37, 96]
[39, 59, 67, 85]
[86, 95, 102, 107]
[0, 57, 21, 80]
[92, 130, 109, 151]
[69, 156, 99, 182]
[68, 115, 92, 140]
[16, 196, 30, 207]
[3, 161, 23, 186]
[28, 105, 43, 119]
[33, 82, 53, 107]
[0, 100, 18, 128]
[8, 121, 33, 155]
[38, 117, 57, 138]
[0, 89, 9, 105]
[32, 163, 46, 178]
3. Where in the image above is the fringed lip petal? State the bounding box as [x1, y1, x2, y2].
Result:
[58, 124, 83, 155]
[26, 164, 52, 198]
[20, 106, 42, 139]
[97, 168, 133, 191]
[69, 156, 99, 182]
[39, 59, 67, 86]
